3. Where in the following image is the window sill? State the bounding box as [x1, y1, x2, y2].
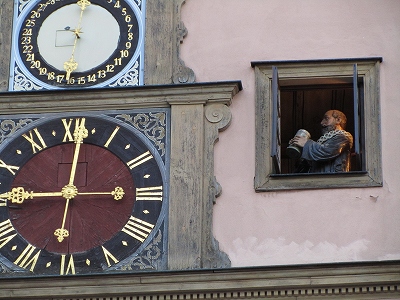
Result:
[256, 171, 382, 192]
[269, 171, 368, 178]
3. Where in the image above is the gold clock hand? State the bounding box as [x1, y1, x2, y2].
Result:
[54, 185, 123, 242]
[55, 118, 88, 243]
[63, 0, 91, 80]
[77, 0, 91, 10]
[78, 187, 125, 200]
[54, 198, 71, 242]
[0, 184, 78, 204]
[64, 58, 78, 81]
[0, 186, 123, 204]
[0, 187, 63, 204]
[69, 118, 88, 185]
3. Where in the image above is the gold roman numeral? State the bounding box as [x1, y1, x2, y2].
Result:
[0, 159, 19, 175]
[62, 118, 86, 142]
[126, 151, 153, 169]
[104, 126, 120, 148]
[121, 216, 154, 242]
[22, 128, 47, 154]
[60, 254, 75, 275]
[136, 186, 163, 201]
[14, 244, 41, 272]
[0, 198, 6, 206]
[101, 246, 119, 267]
[0, 219, 17, 248]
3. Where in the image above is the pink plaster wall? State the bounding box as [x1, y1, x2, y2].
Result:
[181, 0, 400, 267]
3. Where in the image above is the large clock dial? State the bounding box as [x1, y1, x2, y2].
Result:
[0, 111, 167, 275]
[10, 0, 144, 90]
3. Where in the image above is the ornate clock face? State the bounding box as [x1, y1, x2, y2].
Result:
[0, 110, 168, 276]
[10, 0, 144, 91]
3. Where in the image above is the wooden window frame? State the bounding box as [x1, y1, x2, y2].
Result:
[252, 58, 382, 191]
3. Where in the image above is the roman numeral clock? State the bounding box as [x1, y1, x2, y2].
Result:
[0, 109, 168, 275]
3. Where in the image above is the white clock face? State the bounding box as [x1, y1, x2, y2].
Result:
[10, 0, 145, 91]
[37, 4, 120, 72]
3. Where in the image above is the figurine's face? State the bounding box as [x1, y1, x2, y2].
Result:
[320, 110, 337, 134]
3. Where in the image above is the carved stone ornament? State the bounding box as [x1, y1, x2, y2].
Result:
[172, 0, 196, 84]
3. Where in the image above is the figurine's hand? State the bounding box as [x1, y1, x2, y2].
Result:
[291, 135, 308, 148]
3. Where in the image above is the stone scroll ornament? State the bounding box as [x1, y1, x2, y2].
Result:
[172, 0, 196, 84]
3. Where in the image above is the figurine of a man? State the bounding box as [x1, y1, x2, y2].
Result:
[290, 110, 353, 173]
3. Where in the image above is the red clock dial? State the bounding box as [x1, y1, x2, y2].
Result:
[0, 112, 167, 276]
[9, 143, 135, 254]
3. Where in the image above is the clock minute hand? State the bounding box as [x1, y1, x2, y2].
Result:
[77, 0, 91, 10]
[63, 0, 91, 80]
[69, 118, 88, 186]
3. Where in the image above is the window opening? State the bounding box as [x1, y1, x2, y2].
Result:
[252, 58, 382, 191]
[272, 64, 364, 175]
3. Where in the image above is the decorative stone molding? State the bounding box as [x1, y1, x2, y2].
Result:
[172, 0, 196, 84]
[1, 261, 400, 299]
[144, 0, 195, 85]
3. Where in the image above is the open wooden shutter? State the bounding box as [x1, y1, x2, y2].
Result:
[353, 64, 361, 170]
[271, 66, 281, 174]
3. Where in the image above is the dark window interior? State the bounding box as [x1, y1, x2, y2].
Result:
[279, 78, 363, 174]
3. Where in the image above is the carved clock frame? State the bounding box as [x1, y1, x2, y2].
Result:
[0, 0, 195, 90]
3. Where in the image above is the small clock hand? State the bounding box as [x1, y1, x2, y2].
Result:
[78, 187, 125, 200]
[64, 0, 91, 80]
[54, 198, 70, 242]
[54, 186, 122, 242]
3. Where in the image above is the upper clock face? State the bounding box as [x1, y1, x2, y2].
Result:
[0, 110, 168, 276]
[10, 0, 144, 91]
